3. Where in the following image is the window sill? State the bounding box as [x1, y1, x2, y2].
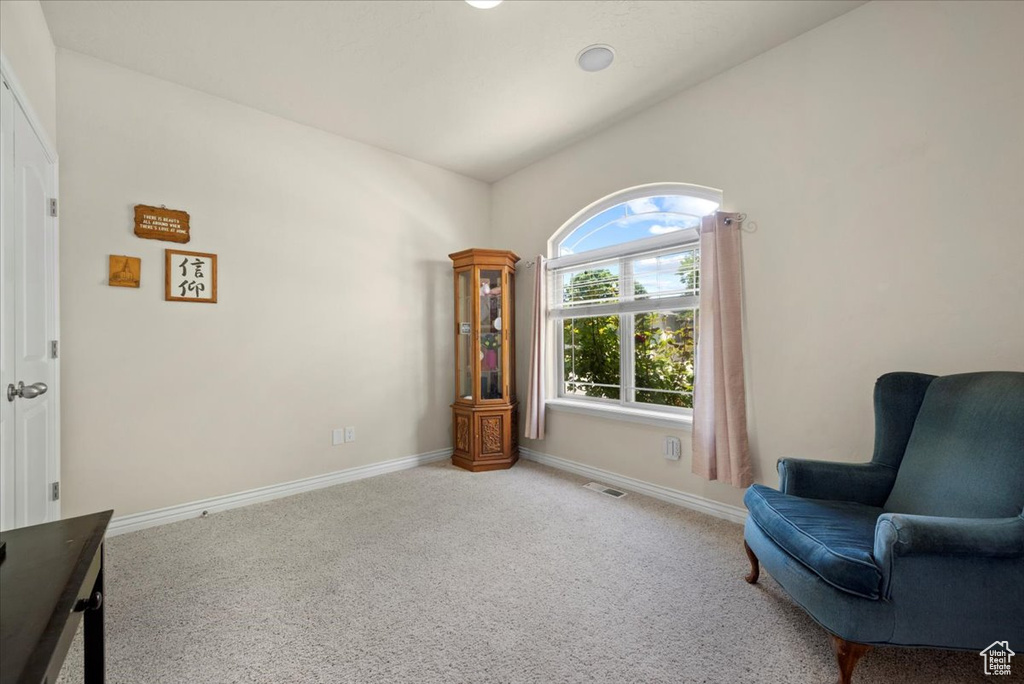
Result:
[545, 398, 693, 431]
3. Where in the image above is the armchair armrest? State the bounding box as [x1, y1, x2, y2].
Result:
[873, 513, 1024, 603]
[777, 459, 897, 506]
[871, 513, 1024, 641]
[874, 513, 1024, 560]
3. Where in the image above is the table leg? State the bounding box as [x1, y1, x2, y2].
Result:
[83, 543, 105, 684]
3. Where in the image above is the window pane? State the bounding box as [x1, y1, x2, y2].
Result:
[632, 248, 699, 301]
[560, 265, 620, 308]
[563, 315, 620, 400]
[559, 205, 626, 256]
[558, 194, 717, 256]
[634, 309, 696, 408]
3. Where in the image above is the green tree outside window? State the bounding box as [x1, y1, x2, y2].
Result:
[563, 255, 697, 407]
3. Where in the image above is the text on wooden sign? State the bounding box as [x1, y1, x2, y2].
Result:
[134, 205, 190, 243]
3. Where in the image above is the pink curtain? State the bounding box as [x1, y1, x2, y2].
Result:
[524, 256, 546, 439]
[692, 212, 752, 487]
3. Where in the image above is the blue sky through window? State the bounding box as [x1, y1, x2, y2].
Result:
[557, 194, 717, 256]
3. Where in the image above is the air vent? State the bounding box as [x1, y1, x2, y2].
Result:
[583, 482, 627, 498]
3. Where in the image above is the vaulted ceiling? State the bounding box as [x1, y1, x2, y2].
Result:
[41, 0, 862, 182]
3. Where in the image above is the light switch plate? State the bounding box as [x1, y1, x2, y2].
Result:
[664, 436, 681, 460]
[332, 429, 345, 446]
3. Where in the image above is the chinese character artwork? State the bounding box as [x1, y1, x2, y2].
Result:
[165, 249, 217, 303]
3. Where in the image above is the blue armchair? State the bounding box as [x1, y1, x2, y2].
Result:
[742, 372, 1024, 683]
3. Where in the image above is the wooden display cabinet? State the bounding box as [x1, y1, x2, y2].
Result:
[449, 249, 520, 472]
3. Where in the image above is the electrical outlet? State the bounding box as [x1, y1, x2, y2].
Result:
[344, 426, 356, 443]
[332, 429, 345, 446]
[664, 436, 681, 461]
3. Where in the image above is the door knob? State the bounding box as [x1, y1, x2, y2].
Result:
[6, 381, 48, 402]
[21, 382, 47, 399]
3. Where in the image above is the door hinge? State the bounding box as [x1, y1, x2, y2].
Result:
[51, 340, 59, 359]
[51, 481, 60, 501]
[49, 198, 58, 217]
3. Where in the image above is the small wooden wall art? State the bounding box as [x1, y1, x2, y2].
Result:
[165, 249, 217, 303]
[108, 255, 141, 288]
[135, 205, 190, 243]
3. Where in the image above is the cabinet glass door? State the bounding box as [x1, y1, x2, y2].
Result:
[507, 274, 515, 399]
[479, 269, 503, 400]
[456, 269, 472, 400]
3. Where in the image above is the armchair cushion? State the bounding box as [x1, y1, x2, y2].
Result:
[778, 459, 896, 507]
[744, 484, 884, 599]
[884, 372, 1024, 518]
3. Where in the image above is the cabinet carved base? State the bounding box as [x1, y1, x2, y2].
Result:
[452, 451, 519, 472]
[451, 402, 518, 472]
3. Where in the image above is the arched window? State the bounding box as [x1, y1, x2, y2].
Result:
[547, 183, 721, 415]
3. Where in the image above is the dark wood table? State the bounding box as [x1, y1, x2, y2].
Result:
[0, 511, 113, 684]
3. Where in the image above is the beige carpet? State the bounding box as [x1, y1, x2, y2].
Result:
[57, 460, 989, 683]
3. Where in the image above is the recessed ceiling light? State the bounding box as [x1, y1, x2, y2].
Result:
[577, 44, 615, 72]
[465, 0, 503, 8]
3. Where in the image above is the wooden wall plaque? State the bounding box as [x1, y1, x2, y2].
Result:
[134, 205, 190, 243]
[109, 255, 141, 288]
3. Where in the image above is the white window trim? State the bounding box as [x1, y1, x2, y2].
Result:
[546, 397, 694, 430]
[545, 183, 721, 426]
[547, 227, 699, 271]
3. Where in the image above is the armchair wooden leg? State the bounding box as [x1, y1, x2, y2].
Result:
[743, 541, 760, 584]
[828, 634, 872, 684]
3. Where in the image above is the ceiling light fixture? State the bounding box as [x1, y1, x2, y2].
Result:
[577, 44, 615, 72]
[465, 0, 503, 8]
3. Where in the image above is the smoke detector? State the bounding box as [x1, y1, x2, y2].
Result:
[577, 44, 615, 72]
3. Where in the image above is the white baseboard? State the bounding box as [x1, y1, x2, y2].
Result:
[108, 449, 450, 536]
[109, 447, 745, 536]
[520, 448, 748, 525]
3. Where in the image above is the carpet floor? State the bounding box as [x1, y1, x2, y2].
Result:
[56, 460, 991, 683]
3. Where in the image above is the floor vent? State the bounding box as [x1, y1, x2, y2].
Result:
[583, 482, 627, 498]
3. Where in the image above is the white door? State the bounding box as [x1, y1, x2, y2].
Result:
[0, 78, 59, 531]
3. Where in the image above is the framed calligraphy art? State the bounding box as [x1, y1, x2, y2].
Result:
[165, 249, 217, 303]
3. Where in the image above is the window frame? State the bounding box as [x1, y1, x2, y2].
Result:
[546, 183, 722, 426]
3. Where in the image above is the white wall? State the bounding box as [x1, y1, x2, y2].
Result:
[494, 1, 1024, 510]
[57, 51, 490, 517]
[0, 0, 56, 146]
